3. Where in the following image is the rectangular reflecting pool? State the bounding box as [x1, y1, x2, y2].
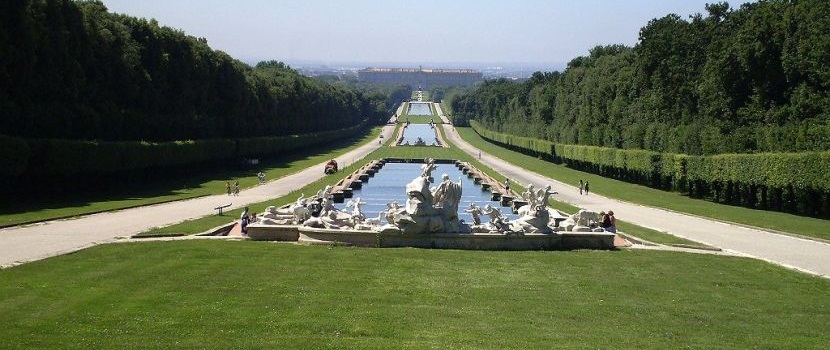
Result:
[399, 124, 439, 145]
[407, 102, 432, 115]
[336, 162, 517, 224]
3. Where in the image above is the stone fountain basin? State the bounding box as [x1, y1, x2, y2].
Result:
[246, 224, 614, 250]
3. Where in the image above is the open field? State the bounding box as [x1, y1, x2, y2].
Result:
[456, 127, 830, 242]
[1, 241, 827, 349]
[0, 128, 383, 228]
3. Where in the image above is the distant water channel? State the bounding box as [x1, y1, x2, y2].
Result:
[336, 162, 517, 224]
[399, 124, 439, 145]
[407, 102, 432, 115]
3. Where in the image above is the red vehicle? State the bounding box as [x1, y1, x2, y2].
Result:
[324, 159, 338, 174]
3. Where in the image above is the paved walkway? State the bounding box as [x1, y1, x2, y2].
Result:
[441, 124, 830, 278]
[0, 125, 396, 268]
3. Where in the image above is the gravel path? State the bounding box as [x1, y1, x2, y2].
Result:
[0, 125, 396, 268]
[441, 124, 830, 278]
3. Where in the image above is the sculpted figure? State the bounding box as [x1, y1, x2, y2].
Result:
[346, 197, 367, 223]
[464, 203, 482, 225]
[420, 158, 438, 182]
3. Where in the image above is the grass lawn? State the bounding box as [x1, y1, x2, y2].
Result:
[0, 128, 383, 228]
[398, 115, 438, 124]
[410, 90, 430, 101]
[1, 241, 827, 349]
[456, 127, 830, 242]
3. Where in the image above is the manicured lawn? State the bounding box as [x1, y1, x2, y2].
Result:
[398, 115, 438, 124]
[456, 127, 830, 242]
[0, 128, 383, 228]
[1, 241, 827, 349]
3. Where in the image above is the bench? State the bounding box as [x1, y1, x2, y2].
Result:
[214, 203, 232, 215]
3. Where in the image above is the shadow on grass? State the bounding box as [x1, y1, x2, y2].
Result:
[0, 131, 374, 226]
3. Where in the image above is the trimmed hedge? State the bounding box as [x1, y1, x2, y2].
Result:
[471, 121, 830, 218]
[471, 121, 555, 156]
[1, 121, 366, 179]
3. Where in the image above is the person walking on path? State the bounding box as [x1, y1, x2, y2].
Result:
[584, 181, 590, 195]
[226, 181, 232, 196]
[233, 180, 240, 196]
[579, 179, 584, 195]
[504, 178, 510, 192]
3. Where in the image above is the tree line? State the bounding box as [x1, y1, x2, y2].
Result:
[0, 0, 391, 142]
[451, 0, 830, 155]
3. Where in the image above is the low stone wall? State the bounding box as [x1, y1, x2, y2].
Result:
[246, 224, 300, 241]
[283, 226, 615, 250]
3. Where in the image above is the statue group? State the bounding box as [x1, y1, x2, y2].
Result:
[255, 158, 607, 235]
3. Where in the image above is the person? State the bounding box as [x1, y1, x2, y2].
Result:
[579, 179, 584, 195]
[226, 181, 232, 196]
[504, 178, 510, 191]
[584, 181, 590, 195]
[600, 211, 612, 232]
[240, 207, 250, 235]
[233, 180, 240, 196]
[257, 171, 266, 184]
[608, 210, 617, 233]
[478, 150, 482, 159]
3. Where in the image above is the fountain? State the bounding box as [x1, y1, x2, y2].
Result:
[246, 159, 615, 250]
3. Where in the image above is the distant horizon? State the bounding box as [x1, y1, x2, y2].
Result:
[251, 59, 567, 71]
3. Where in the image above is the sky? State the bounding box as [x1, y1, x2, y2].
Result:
[99, 0, 744, 68]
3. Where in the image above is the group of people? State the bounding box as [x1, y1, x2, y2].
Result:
[239, 206, 257, 235]
[578, 179, 590, 195]
[600, 210, 616, 233]
[225, 180, 240, 196]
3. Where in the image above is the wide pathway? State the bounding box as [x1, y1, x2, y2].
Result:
[0, 125, 396, 268]
[441, 124, 830, 278]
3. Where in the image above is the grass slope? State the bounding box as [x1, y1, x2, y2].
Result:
[456, 127, 830, 242]
[1, 241, 827, 349]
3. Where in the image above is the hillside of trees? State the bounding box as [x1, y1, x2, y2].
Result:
[0, 0, 391, 142]
[451, 0, 830, 155]
[313, 75, 412, 120]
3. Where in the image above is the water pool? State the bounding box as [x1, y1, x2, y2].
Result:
[407, 102, 432, 115]
[336, 162, 517, 224]
[399, 124, 439, 145]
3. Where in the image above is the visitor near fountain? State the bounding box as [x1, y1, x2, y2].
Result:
[240, 207, 250, 235]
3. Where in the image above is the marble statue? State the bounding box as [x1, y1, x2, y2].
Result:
[464, 203, 482, 225]
[260, 193, 310, 224]
[376, 161, 467, 234]
[510, 184, 558, 233]
[559, 209, 601, 232]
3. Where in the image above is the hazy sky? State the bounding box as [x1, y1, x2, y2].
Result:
[99, 0, 742, 67]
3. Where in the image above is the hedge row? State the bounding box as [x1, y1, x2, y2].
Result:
[0, 122, 366, 178]
[471, 121, 830, 217]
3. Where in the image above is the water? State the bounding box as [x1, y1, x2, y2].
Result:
[407, 102, 432, 115]
[336, 162, 517, 224]
[399, 124, 439, 145]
